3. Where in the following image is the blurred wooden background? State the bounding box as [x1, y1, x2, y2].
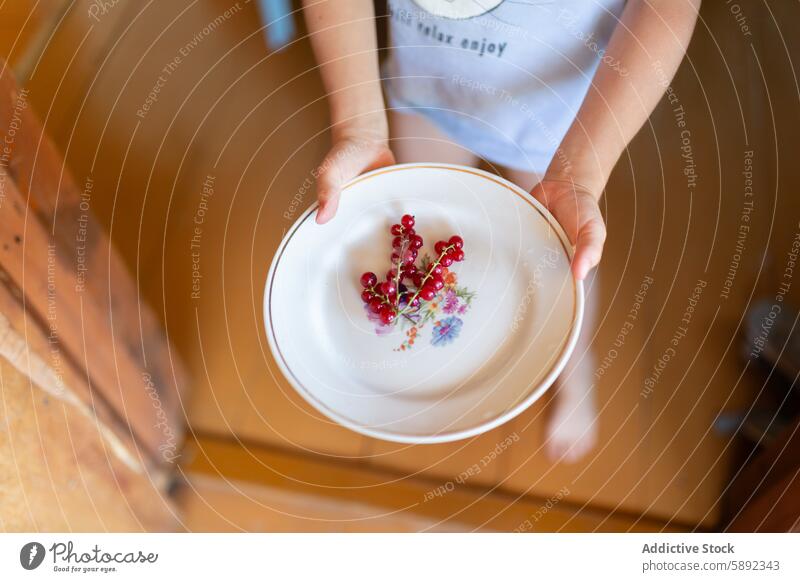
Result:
[0, 0, 798, 532]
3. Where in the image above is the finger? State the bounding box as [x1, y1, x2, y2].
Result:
[316, 145, 394, 224]
[572, 218, 606, 280]
[315, 186, 339, 224]
[315, 150, 350, 224]
[530, 181, 555, 208]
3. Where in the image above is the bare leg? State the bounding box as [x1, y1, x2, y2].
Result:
[389, 110, 479, 166]
[544, 273, 599, 463]
[502, 165, 600, 463]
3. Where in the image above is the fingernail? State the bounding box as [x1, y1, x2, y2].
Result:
[573, 259, 586, 281]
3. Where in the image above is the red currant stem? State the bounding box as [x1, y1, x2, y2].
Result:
[397, 243, 456, 317]
[367, 284, 393, 309]
[392, 236, 410, 307]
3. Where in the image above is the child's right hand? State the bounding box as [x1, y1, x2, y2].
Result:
[530, 178, 606, 281]
[315, 125, 395, 224]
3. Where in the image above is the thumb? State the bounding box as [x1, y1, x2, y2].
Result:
[572, 217, 605, 280]
[316, 142, 394, 224]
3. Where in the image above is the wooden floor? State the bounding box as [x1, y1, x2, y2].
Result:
[3, 0, 797, 531]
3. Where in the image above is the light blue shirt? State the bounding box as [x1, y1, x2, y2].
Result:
[383, 0, 626, 173]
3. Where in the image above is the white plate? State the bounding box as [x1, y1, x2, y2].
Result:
[264, 163, 583, 444]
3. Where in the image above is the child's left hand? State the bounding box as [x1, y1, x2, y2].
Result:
[530, 179, 606, 281]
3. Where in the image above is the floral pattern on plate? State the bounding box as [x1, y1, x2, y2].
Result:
[365, 257, 476, 351]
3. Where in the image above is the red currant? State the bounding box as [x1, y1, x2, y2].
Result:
[362, 216, 468, 322]
[379, 306, 396, 325]
[419, 286, 436, 301]
[360, 272, 377, 288]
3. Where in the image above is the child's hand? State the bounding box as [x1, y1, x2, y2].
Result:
[530, 178, 606, 281]
[315, 128, 395, 224]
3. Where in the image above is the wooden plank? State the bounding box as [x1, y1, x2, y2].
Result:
[0, 62, 187, 461]
[0, 273, 146, 476]
[16, 0, 134, 138]
[0, 153, 180, 461]
[363, 423, 512, 490]
[0, 0, 65, 72]
[179, 434, 682, 532]
[176, 473, 471, 533]
[0, 352, 177, 532]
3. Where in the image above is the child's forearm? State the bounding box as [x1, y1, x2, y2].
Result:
[302, 0, 387, 140]
[548, 0, 701, 193]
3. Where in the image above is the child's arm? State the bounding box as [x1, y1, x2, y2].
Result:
[302, 0, 394, 224]
[536, 0, 701, 280]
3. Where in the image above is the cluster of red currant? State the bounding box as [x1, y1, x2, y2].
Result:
[360, 214, 466, 325]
